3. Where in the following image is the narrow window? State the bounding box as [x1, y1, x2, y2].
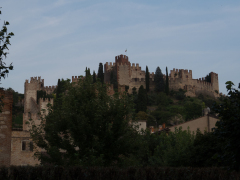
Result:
[22, 141, 26, 151]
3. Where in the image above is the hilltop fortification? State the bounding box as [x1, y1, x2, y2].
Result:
[104, 54, 219, 97]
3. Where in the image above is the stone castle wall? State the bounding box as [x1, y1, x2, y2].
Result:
[11, 130, 40, 166]
[0, 90, 13, 166]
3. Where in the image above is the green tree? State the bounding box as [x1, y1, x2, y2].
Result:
[0, 8, 14, 82]
[145, 66, 149, 92]
[189, 130, 223, 167]
[165, 67, 169, 95]
[154, 67, 164, 92]
[30, 76, 139, 166]
[151, 127, 194, 167]
[85, 67, 91, 77]
[97, 63, 104, 84]
[213, 81, 240, 171]
[136, 85, 147, 112]
[93, 71, 96, 83]
[205, 73, 211, 83]
[110, 70, 118, 91]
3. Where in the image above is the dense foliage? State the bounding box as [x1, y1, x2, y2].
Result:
[6, 88, 24, 128]
[1, 166, 239, 180]
[213, 81, 240, 171]
[0, 8, 14, 82]
[30, 76, 139, 166]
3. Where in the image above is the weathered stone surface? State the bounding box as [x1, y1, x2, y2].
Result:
[0, 125, 7, 129]
[0, 133, 6, 138]
[0, 90, 13, 167]
[0, 120, 5, 124]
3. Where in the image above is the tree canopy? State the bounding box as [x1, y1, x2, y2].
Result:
[213, 81, 240, 171]
[0, 8, 14, 82]
[30, 76, 139, 166]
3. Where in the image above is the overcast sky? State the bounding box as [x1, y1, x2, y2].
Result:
[1, 0, 240, 95]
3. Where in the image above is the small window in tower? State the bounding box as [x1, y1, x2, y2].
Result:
[186, 75, 188, 78]
[22, 140, 33, 151]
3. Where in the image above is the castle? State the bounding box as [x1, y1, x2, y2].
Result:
[104, 54, 219, 97]
[0, 54, 219, 166]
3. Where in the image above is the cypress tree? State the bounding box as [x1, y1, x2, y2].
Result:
[110, 70, 118, 91]
[56, 79, 62, 99]
[88, 68, 91, 76]
[165, 67, 169, 95]
[145, 66, 149, 92]
[136, 85, 147, 112]
[154, 67, 164, 92]
[97, 63, 104, 84]
[93, 71, 96, 83]
[85, 67, 87, 77]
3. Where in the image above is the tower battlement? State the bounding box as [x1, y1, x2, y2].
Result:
[115, 54, 129, 65]
[72, 76, 82, 83]
[25, 77, 44, 84]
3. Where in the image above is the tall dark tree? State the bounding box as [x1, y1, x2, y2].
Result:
[165, 67, 169, 95]
[154, 67, 164, 92]
[205, 73, 211, 83]
[0, 8, 14, 82]
[213, 81, 240, 171]
[93, 71, 96, 83]
[85, 67, 91, 77]
[145, 66, 149, 92]
[88, 68, 91, 76]
[110, 70, 118, 91]
[55, 79, 70, 107]
[97, 63, 104, 84]
[136, 85, 147, 112]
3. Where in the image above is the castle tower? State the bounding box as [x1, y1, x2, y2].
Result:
[23, 77, 44, 131]
[24, 77, 44, 113]
[210, 72, 219, 93]
[115, 55, 131, 86]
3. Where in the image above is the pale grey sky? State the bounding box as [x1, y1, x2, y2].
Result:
[1, 0, 240, 94]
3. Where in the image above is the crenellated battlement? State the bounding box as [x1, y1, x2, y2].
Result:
[42, 86, 56, 92]
[72, 76, 82, 83]
[25, 76, 44, 84]
[170, 68, 192, 79]
[115, 54, 129, 65]
[38, 98, 54, 104]
[131, 78, 145, 82]
[105, 62, 116, 71]
[196, 79, 213, 87]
